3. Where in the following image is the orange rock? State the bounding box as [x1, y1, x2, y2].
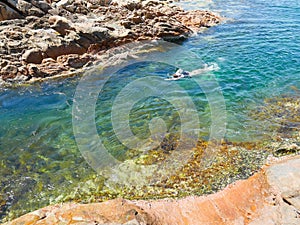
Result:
[6, 170, 271, 225]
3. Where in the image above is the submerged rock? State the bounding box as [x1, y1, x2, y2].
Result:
[6, 156, 300, 225]
[0, 0, 222, 83]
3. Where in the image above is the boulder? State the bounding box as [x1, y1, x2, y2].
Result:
[22, 48, 43, 64]
[45, 42, 86, 59]
[0, 64, 18, 79]
[49, 15, 75, 35]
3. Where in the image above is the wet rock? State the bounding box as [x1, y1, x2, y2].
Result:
[6, 199, 155, 225]
[0, 63, 27, 81]
[0, 195, 7, 217]
[17, 65, 28, 77]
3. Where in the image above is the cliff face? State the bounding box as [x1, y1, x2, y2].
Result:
[0, 0, 221, 84]
[5, 156, 300, 225]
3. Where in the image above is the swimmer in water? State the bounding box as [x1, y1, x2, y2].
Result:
[166, 64, 216, 81]
[171, 69, 190, 80]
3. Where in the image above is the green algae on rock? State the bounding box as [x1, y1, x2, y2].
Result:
[250, 95, 300, 157]
[58, 96, 300, 206]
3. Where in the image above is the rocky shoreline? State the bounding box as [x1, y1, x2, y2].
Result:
[5, 155, 300, 225]
[0, 0, 221, 84]
[2, 1, 299, 225]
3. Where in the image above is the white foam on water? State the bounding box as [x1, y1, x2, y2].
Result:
[165, 62, 220, 81]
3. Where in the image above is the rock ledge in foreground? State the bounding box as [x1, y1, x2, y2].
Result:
[6, 156, 300, 225]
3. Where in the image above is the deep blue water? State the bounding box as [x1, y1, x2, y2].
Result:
[0, 0, 299, 221]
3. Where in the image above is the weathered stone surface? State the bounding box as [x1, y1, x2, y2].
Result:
[6, 199, 155, 225]
[267, 156, 300, 199]
[27, 58, 68, 78]
[0, 64, 19, 80]
[57, 53, 92, 68]
[49, 15, 75, 36]
[249, 156, 300, 225]
[0, 2, 22, 21]
[177, 10, 221, 31]
[135, 172, 271, 225]
[0, 0, 222, 83]
[6, 156, 300, 225]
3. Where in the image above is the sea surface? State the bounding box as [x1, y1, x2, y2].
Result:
[0, 0, 299, 222]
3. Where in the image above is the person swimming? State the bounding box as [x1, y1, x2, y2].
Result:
[165, 69, 191, 80]
[165, 64, 217, 81]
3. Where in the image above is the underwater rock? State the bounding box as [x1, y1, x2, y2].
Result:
[6, 156, 300, 225]
[251, 96, 300, 145]
[0, 0, 222, 83]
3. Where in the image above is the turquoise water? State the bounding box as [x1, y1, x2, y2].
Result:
[1, 0, 300, 222]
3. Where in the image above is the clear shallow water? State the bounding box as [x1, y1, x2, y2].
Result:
[1, 0, 300, 221]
